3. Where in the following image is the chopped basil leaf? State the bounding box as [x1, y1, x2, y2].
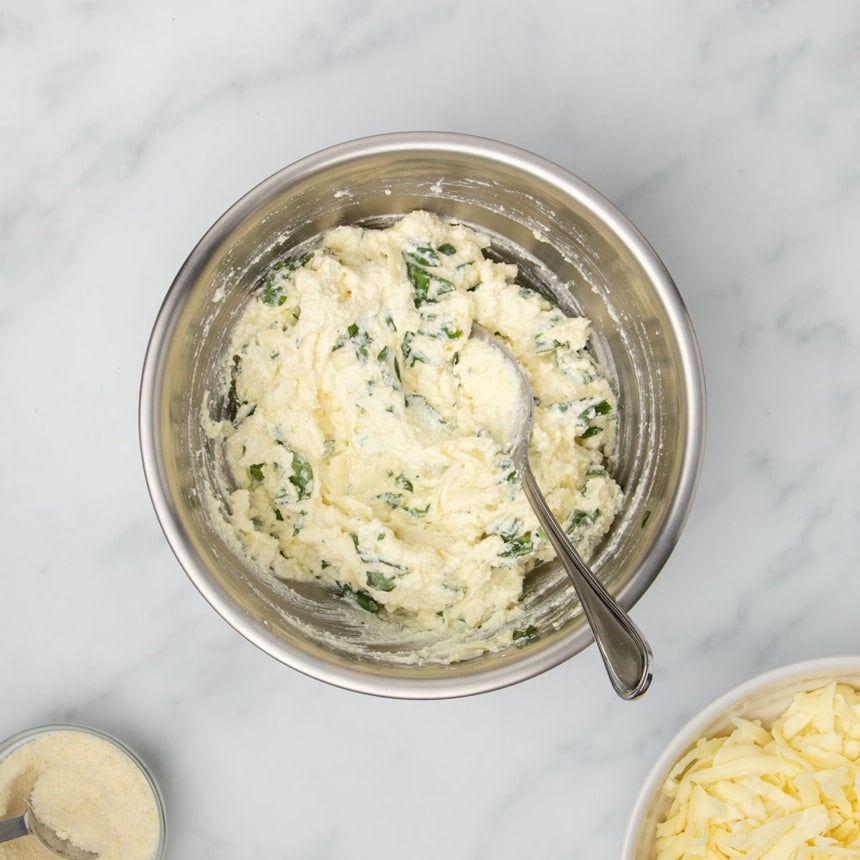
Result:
[500, 531, 534, 558]
[401, 331, 428, 366]
[404, 245, 441, 267]
[338, 582, 380, 614]
[579, 426, 603, 439]
[248, 463, 264, 482]
[288, 452, 314, 500]
[578, 399, 612, 423]
[346, 323, 372, 361]
[513, 625, 538, 641]
[437, 242, 456, 256]
[395, 474, 414, 493]
[405, 259, 455, 308]
[568, 509, 600, 533]
[406, 262, 431, 306]
[259, 252, 312, 306]
[376, 492, 403, 509]
[355, 590, 380, 614]
[366, 570, 396, 592]
[260, 275, 287, 307]
[350, 534, 404, 569]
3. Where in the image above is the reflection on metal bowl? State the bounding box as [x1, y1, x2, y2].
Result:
[139, 132, 705, 699]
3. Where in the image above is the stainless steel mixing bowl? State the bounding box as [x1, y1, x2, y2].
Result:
[139, 132, 705, 698]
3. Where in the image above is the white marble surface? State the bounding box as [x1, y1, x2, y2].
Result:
[1, 1, 858, 857]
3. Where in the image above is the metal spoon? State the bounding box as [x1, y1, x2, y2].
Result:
[0, 803, 98, 859]
[472, 324, 653, 699]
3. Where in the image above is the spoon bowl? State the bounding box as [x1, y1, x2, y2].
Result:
[472, 323, 653, 699]
[0, 803, 98, 859]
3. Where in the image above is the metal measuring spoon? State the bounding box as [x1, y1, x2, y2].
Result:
[0, 803, 98, 859]
[472, 324, 653, 699]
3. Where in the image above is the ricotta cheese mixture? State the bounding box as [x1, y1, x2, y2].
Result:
[209, 211, 622, 635]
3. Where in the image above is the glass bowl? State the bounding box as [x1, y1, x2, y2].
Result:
[0, 723, 166, 859]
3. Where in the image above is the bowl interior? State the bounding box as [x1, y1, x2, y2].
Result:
[142, 134, 703, 695]
[623, 657, 860, 859]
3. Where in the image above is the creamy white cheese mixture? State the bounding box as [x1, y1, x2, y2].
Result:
[210, 211, 622, 634]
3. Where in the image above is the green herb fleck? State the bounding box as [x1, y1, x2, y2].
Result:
[355, 590, 380, 614]
[395, 474, 414, 493]
[500, 531, 535, 558]
[366, 570, 396, 592]
[273, 508, 284, 522]
[404, 245, 441, 267]
[406, 263, 431, 306]
[405, 259, 455, 308]
[248, 463, 264, 482]
[348, 534, 403, 569]
[513, 625, 538, 641]
[579, 426, 603, 439]
[338, 581, 380, 614]
[345, 323, 372, 361]
[568, 509, 600, 533]
[437, 243, 456, 256]
[260, 275, 287, 307]
[578, 399, 612, 423]
[376, 492, 403, 509]
[288, 452, 314, 500]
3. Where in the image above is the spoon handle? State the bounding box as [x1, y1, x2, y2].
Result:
[519, 464, 653, 699]
[0, 813, 29, 843]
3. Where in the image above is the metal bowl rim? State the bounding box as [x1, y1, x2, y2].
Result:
[139, 131, 706, 699]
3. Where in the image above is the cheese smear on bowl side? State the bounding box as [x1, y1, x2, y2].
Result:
[656, 682, 860, 859]
[208, 211, 622, 636]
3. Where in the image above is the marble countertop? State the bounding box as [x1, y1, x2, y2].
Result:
[2, 1, 858, 857]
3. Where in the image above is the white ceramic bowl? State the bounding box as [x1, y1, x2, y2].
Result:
[622, 656, 860, 859]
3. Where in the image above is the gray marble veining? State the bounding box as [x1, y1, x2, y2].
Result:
[1, 1, 858, 856]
